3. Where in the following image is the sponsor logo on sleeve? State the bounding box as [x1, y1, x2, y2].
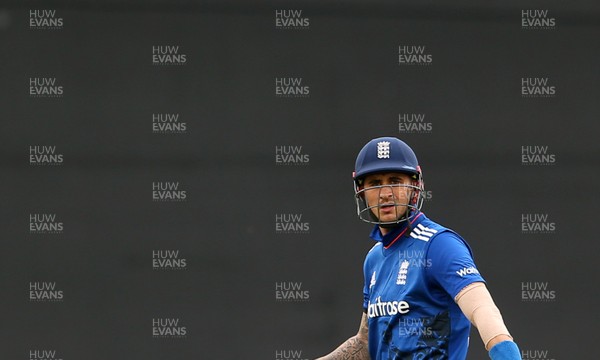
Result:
[456, 266, 480, 277]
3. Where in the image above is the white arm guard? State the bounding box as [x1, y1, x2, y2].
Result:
[455, 282, 513, 350]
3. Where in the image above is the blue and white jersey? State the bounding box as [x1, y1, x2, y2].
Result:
[363, 212, 485, 360]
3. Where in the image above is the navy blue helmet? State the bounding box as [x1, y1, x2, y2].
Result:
[353, 137, 424, 225]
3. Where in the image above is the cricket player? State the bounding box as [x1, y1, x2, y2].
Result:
[316, 137, 521, 360]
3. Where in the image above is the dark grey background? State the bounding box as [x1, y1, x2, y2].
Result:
[1, 1, 599, 359]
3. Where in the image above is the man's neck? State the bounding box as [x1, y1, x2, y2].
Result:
[380, 226, 391, 236]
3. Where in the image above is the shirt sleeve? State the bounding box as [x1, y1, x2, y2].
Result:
[426, 231, 485, 299]
[362, 257, 370, 311]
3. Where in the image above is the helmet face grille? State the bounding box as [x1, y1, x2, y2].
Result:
[354, 177, 424, 226]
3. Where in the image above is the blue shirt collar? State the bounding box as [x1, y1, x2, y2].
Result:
[369, 211, 425, 247]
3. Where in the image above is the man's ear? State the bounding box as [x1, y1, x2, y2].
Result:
[357, 185, 365, 198]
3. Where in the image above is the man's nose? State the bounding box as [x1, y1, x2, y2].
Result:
[379, 185, 394, 199]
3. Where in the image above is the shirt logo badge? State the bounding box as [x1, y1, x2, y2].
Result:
[396, 260, 410, 285]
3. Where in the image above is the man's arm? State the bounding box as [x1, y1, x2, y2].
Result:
[456, 282, 521, 359]
[315, 313, 370, 360]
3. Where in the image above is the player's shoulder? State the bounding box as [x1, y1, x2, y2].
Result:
[416, 215, 464, 238]
[423, 223, 474, 258]
[416, 215, 448, 232]
[367, 242, 382, 255]
[363, 242, 382, 272]
[406, 214, 450, 243]
[415, 216, 471, 250]
[364, 242, 383, 266]
[408, 221, 442, 242]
